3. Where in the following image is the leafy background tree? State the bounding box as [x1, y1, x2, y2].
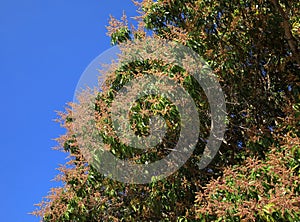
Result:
[33, 0, 300, 221]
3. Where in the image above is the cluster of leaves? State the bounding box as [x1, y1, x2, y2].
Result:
[195, 113, 300, 221]
[33, 0, 300, 221]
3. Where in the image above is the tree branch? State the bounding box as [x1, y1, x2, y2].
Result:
[271, 0, 300, 67]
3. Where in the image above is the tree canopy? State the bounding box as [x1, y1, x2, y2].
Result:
[33, 0, 300, 221]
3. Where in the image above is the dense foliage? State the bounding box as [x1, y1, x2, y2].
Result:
[33, 0, 300, 221]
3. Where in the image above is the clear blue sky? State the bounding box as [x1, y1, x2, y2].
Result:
[0, 1, 137, 221]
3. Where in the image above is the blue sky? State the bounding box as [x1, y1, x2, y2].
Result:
[0, 1, 138, 221]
